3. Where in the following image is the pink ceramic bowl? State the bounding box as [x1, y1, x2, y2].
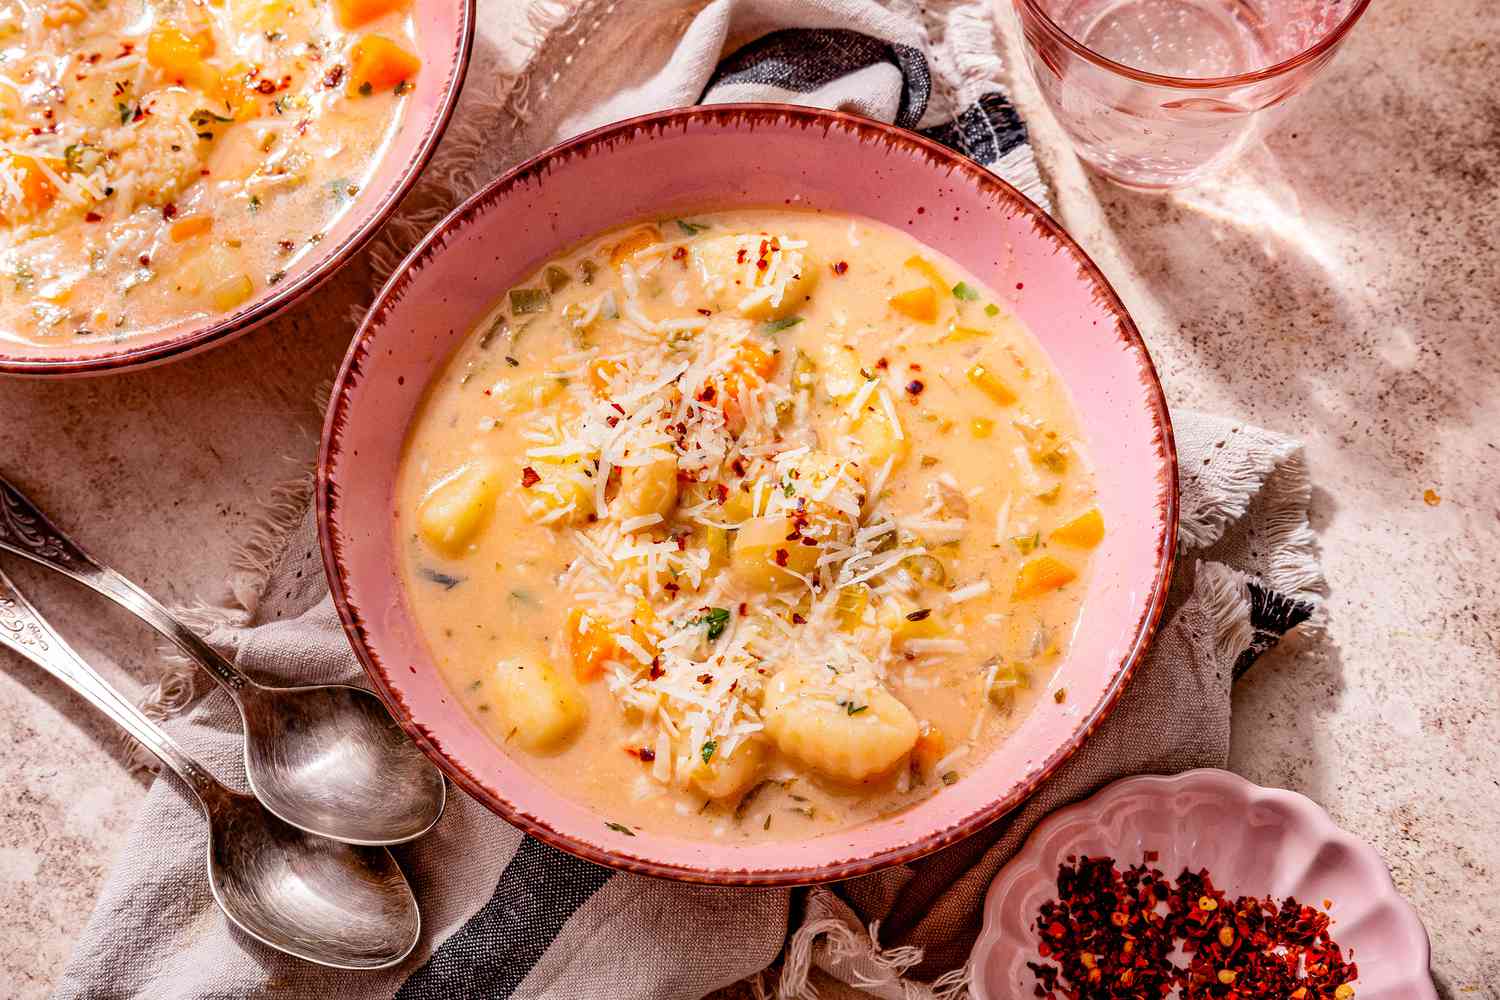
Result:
[1, 0, 474, 377]
[318, 105, 1178, 885]
[970, 769, 1437, 1000]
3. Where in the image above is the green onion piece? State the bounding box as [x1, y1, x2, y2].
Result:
[676, 219, 709, 235]
[984, 303, 1001, 317]
[701, 739, 718, 764]
[900, 554, 947, 586]
[604, 820, 636, 836]
[1011, 532, 1041, 555]
[952, 281, 980, 301]
[509, 288, 549, 314]
[698, 607, 731, 640]
[761, 316, 804, 334]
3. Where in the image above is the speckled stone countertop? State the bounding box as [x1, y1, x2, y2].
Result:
[1, 2, 1495, 997]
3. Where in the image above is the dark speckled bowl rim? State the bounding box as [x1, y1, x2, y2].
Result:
[319, 104, 1179, 886]
[0, 0, 476, 378]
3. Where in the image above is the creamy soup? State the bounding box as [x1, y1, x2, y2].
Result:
[0, 0, 420, 347]
[396, 211, 1105, 841]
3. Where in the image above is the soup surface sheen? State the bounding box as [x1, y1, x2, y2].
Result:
[397, 210, 1105, 841]
[0, 0, 420, 348]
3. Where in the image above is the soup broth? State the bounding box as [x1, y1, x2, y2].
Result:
[396, 210, 1105, 840]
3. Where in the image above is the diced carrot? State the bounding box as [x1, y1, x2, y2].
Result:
[1051, 508, 1105, 548]
[146, 28, 217, 89]
[333, 0, 409, 28]
[903, 255, 947, 294]
[609, 226, 661, 268]
[170, 214, 213, 241]
[889, 285, 938, 323]
[589, 358, 622, 395]
[1013, 555, 1078, 600]
[970, 416, 994, 438]
[42, 2, 86, 27]
[566, 608, 616, 683]
[10, 155, 57, 213]
[966, 362, 1018, 406]
[719, 340, 779, 400]
[346, 34, 421, 97]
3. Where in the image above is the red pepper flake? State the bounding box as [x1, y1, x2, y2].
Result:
[322, 65, 345, 88]
[737, 601, 748, 615]
[712, 483, 729, 504]
[773, 548, 789, 567]
[672, 246, 687, 261]
[905, 609, 931, 622]
[162, 203, 177, 220]
[905, 379, 925, 396]
[697, 673, 714, 684]
[697, 385, 717, 403]
[256, 78, 276, 94]
[831, 260, 848, 275]
[638, 747, 656, 762]
[790, 613, 806, 625]
[697, 308, 713, 316]
[648, 660, 664, 680]
[520, 467, 541, 488]
[84, 212, 102, 222]
[138, 254, 151, 267]
[1028, 857, 1358, 1000]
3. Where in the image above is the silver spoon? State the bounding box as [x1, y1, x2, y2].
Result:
[0, 568, 421, 969]
[0, 475, 444, 846]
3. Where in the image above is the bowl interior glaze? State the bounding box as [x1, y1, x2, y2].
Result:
[320, 105, 1177, 885]
[1, 0, 474, 376]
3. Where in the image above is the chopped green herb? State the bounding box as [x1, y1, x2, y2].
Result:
[248, 194, 262, 213]
[509, 287, 549, 315]
[604, 821, 636, 836]
[1038, 448, 1069, 474]
[577, 259, 598, 285]
[760, 316, 804, 334]
[64, 143, 103, 173]
[690, 607, 731, 641]
[763, 814, 773, 830]
[941, 770, 960, 786]
[1011, 532, 1042, 555]
[116, 101, 136, 125]
[841, 701, 868, 716]
[675, 219, 709, 235]
[952, 281, 980, 301]
[418, 567, 464, 590]
[984, 303, 1000, 317]
[734, 780, 774, 821]
[326, 178, 353, 204]
[700, 739, 718, 764]
[190, 108, 234, 127]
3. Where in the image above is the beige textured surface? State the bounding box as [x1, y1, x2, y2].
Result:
[1, 1, 1496, 997]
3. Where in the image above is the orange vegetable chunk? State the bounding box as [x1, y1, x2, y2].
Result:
[347, 35, 421, 96]
[146, 28, 217, 89]
[589, 358, 622, 395]
[965, 362, 1018, 406]
[903, 254, 947, 294]
[889, 285, 938, 323]
[609, 226, 661, 268]
[333, 0, 409, 28]
[1013, 555, 1078, 600]
[565, 608, 616, 682]
[1051, 508, 1105, 548]
[9, 155, 57, 213]
[170, 215, 214, 241]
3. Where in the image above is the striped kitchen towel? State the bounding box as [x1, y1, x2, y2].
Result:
[53, 3, 1325, 999]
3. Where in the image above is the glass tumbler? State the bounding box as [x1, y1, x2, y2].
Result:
[1014, 0, 1372, 189]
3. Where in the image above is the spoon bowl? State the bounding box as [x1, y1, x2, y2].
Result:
[205, 785, 420, 969]
[242, 682, 446, 846]
[0, 474, 446, 845]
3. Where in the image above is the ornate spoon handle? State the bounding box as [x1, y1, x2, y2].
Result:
[0, 475, 248, 694]
[0, 568, 222, 803]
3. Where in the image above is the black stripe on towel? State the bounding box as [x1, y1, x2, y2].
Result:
[703, 28, 931, 129]
[918, 92, 1029, 167]
[396, 836, 613, 999]
[1232, 580, 1316, 680]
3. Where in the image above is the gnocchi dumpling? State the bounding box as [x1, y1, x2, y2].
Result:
[614, 449, 679, 525]
[519, 458, 596, 526]
[692, 234, 818, 320]
[488, 658, 586, 753]
[731, 515, 821, 589]
[690, 734, 767, 800]
[417, 459, 500, 555]
[762, 667, 919, 782]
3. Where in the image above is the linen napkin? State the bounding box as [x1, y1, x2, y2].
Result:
[54, 2, 1326, 998]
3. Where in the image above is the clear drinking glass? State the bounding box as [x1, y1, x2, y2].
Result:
[1014, 0, 1372, 189]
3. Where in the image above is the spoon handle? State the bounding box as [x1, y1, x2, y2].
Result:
[0, 567, 224, 804]
[0, 475, 249, 694]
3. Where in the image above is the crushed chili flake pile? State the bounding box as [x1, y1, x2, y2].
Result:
[1028, 855, 1358, 1000]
